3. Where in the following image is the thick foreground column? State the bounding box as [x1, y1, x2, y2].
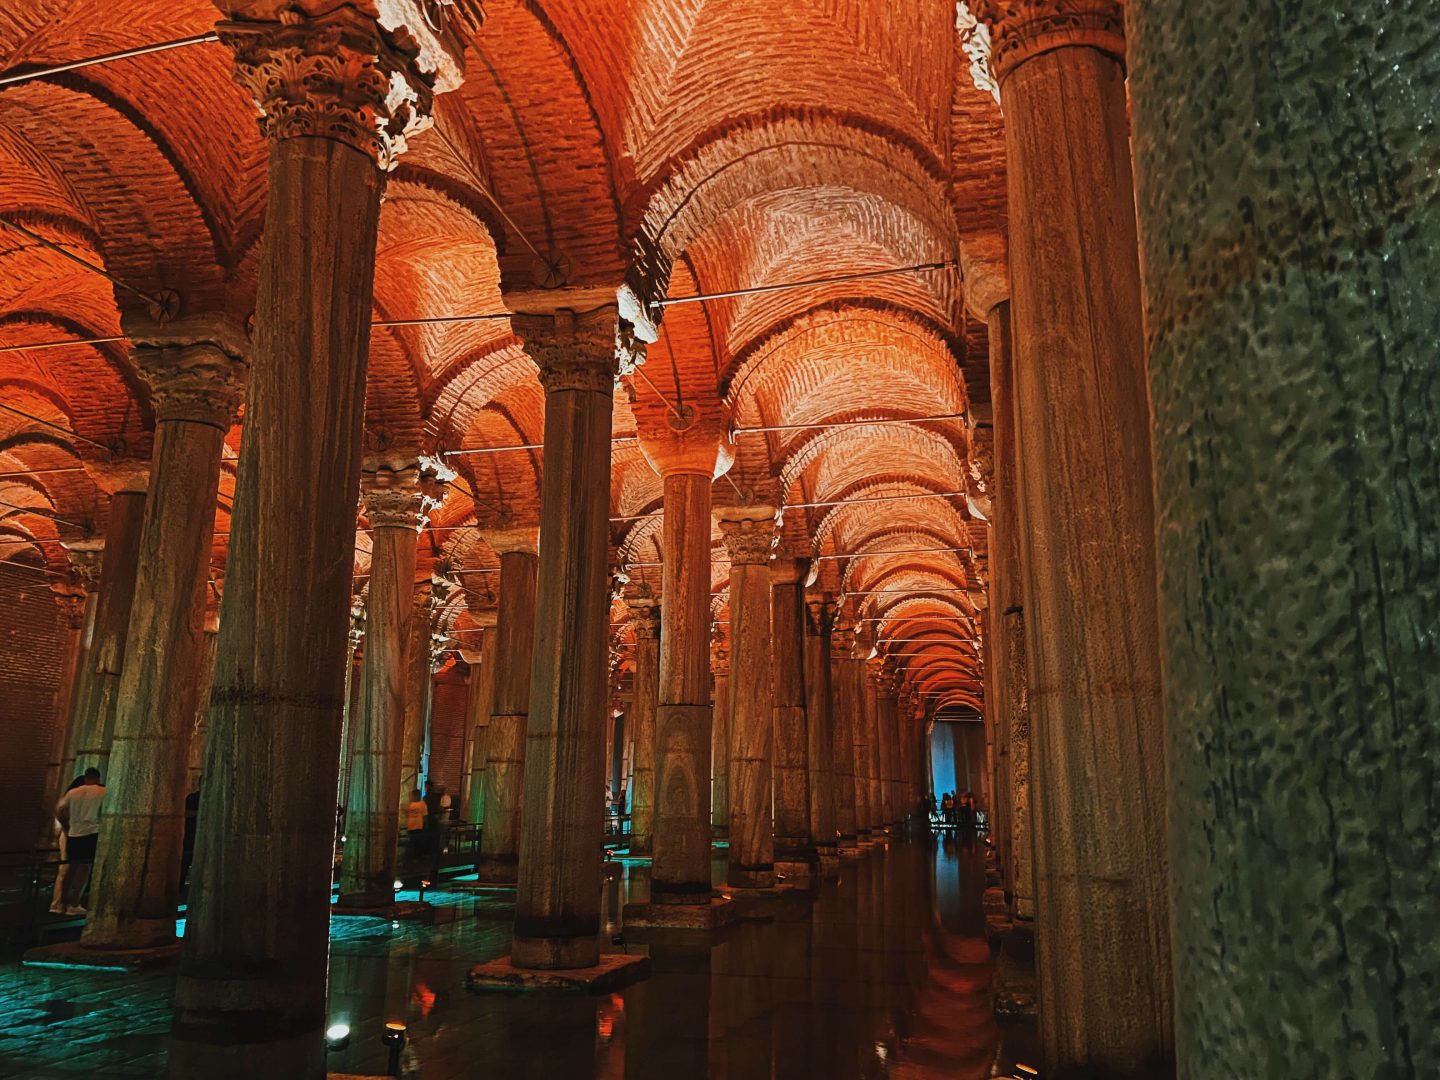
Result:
[1128, 4, 1440, 1075]
[337, 462, 436, 909]
[479, 538, 538, 883]
[170, 11, 452, 1073]
[717, 506, 776, 890]
[71, 485, 146, 776]
[977, 2, 1172, 1072]
[770, 552, 812, 879]
[802, 596, 838, 872]
[829, 625, 858, 850]
[86, 336, 246, 950]
[510, 309, 625, 969]
[624, 591, 660, 854]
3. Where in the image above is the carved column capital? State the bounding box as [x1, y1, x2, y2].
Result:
[715, 505, 777, 566]
[769, 545, 809, 586]
[359, 456, 447, 531]
[137, 340, 248, 428]
[513, 307, 641, 393]
[970, 0, 1124, 83]
[830, 624, 857, 659]
[64, 540, 105, 592]
[710, 638, 731, 676]
[50, 580, 89, 629]
[219, 7, 442, 170]
[624, 586, 661, 640]
[804, 595, 839, 636]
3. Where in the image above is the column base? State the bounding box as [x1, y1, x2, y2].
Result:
[475, 856, 519, 884]
[721, 884, 805, 921]
[994, 917, 1038, 1020]
[623, 895, 737, 930]
[816, 850, 842, 879]
[837, 835, 860, 857]
[773, 858, 818, 888]
[467, 952, 650, 994]
[23, 939, 181, 972]
[982, 886, 1012, 945]
[332, 899, 432, 921]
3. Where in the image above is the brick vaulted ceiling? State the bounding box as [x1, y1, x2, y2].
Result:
[0, 0, 1007, 711]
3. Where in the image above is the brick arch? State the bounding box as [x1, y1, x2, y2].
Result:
[779, 423, 966, 506]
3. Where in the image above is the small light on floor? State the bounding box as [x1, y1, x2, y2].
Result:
[391, 920, 400, 929]
[324, 1022, 350, 1050]
[393, 879, 403, 891]
[874, 1041, 888, 1062]
[383, 1021, 407, 1077]
[1014, 1065, 1040, 1077]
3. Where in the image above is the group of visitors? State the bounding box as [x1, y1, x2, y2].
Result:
[403, 781, 453, 875]
[936, 789, 980, 832]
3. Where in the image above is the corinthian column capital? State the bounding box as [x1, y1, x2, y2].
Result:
[804, 594, 838, 636]
[64, 540, 105, 593]
[715, 505, 777, 566]
[971, 0, 1124, 82]
[137, 340, 248, 428]
[513, 307, 643, 393]
[359, 456, 448, 531]
[218, 5, 457, 170]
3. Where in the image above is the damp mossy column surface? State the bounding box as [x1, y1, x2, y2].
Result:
[1127, 3, 1440, 1075]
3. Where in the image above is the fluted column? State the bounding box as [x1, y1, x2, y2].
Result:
[1127, 3, 1440, 1073]
[717, 506, 776, 890]
[770, 551, 812, 877]
[337, 461, 440, 910]
[479, 532, 539, 883]
[509, 308, 633, 969]
[829, 625, 858, 851]
[86, 336, 246, 950]
[974, 2, 1171, 1072]
[624, 590, 660, 855]
[802, 595, 838, 873]
[171, 8, 461, 1072]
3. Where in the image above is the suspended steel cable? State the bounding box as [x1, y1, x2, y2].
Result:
[0, 32, 221, 87]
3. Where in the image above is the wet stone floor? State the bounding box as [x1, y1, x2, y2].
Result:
[0, 837, 1000, 1079]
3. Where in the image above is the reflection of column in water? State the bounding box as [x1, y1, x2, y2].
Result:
[770, 901, 810, 1076]
[806, 881, 842, 1077]
[934, 836, 963, 931]
[625, 940, 710, 1080]
[862, 851, 887, 1055]
[880, 845, 909, 1050]
[510, 997, 601, 1077]
[711, 922, 772, 1078]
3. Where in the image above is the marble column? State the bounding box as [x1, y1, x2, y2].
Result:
[639, 419, 733, 918]
[479, 535, 539, 883]
[717, 506, 776, 891]
[171, 8, 459, 1072]
[45, 547, 100, 817]
[829, 625, 859, 851]
[975, 2, 1171, 1071]
[802, 595, 838, 873]
[709, 631, 730, 837]
[187, 619, 220, 791]
[876, 680, 901, 827]
[1127, 3, 1440, 1074]
[86, 336, 246, 950]
[337, 461, 439, 910]
[848, 638, 874, 842]
[461, 620, 497, 825]
[985, 300, 1034, 921]
[71, 484, 146, 776]
[624, 590, 660, 855]
[510, 308, 632, 969]
[397, 580, 440, 810]
[770, 553, 812, 878]
[861, 660, 885, 833]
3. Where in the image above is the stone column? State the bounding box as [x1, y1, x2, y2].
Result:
[862, 660, 885, 833]
[848, 637, 874, 842]
[71, 483, 146, 776]
[397, 580, 439, 809]
[45, 549, 100, 816]
[829, 624, 859, 852]
[624, 590, 660, 855]
[986, 301, 1034, 921]
[1126, 4, 1440, 1074]
[974, 2, 1172, 1072]
[630, 414, 734, 926]
[876, 679, 901, 827]
[460, 619, 496, 825]
[717, 505, 776, 891]
[85, 336, 246, 950]
[171, 8, 459, 1072]
[508, 308, 632, 970]
[709, 630, 730, 836]
[770, 551, 812, 881]
[337, 461, 439, 910]
[803, 595, 838, 875]
[479, 532, 539, 883]
[335, 596, 365, 812]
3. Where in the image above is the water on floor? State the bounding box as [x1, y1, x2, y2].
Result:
[0, 837, 999, 1078]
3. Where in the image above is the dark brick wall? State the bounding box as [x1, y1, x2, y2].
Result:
[0, 561, 65, 852]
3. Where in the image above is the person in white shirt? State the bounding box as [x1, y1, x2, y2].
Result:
[54, 768, 106, 916]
